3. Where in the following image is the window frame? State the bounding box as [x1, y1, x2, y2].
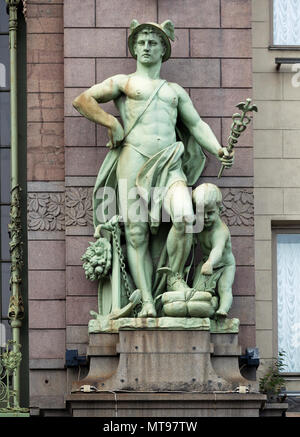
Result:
[272, 224, 300, 377]
[269, 0, 300, 50]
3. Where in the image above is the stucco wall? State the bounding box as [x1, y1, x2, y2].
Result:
[27, 0, 254, 412]
[253, 0, 300, 392]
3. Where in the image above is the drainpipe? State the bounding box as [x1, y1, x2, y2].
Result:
[6, 0, 24, 409]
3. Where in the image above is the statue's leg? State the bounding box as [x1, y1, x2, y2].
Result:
[164, 181, 195, 275]
[215, 265, 235, 317]
[116, 146, 156, 317]
[124, 221, 156, 317]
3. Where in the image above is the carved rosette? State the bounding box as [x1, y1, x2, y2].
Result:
[65, 187, 93, 227]
[221, 188, 254, 227]
[28, 193, 65, 231]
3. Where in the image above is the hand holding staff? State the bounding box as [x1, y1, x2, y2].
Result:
[218, 98, 258, 179]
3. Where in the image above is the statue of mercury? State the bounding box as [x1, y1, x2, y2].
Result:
[73, 19, 234, 318]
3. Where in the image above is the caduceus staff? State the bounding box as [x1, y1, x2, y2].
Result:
[218, 98, 258, 179]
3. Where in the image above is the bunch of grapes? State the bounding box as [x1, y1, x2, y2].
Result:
[81, 238, 112, 281]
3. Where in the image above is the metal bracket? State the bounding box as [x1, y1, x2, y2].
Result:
[275, 57, 300, 71]
[239, 347, 260, 369]
[65, 349, 88, 367]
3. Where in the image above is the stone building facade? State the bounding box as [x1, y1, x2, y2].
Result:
[25, 0, 254, 414]
[2, 0, 300, 416]
[253, 0, 300, 404]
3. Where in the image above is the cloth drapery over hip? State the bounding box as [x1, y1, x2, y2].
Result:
[93, 121, 207, 231]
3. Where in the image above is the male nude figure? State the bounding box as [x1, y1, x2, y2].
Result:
[73, 20, 233, 317]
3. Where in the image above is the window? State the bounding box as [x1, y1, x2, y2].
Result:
[272, 0, 300, 47]
[276, 233, 300, 373]
[0, 0, 11, 346]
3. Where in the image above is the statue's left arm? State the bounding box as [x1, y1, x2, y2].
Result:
[172, 84, 234, 168]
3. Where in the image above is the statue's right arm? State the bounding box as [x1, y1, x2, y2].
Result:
[201, 230, 227, 275]
[72, 75, 126, 147]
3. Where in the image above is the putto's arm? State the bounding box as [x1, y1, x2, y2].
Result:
[72, 75, 126, 147]
[201, 228, 228, 275]
[172, 84, 234, 167]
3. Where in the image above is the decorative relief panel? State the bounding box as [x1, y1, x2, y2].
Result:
[221, 188, 254, 227]
[28, 188, 254, 231]
[28, 193, 65, 231]
[28, 188, 93, 231]
[65, 187, 93, 227]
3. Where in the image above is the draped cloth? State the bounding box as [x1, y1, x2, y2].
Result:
[136, 141, 187, 233]
[93, 121, 207, 228]
[193, 264, 226, 296]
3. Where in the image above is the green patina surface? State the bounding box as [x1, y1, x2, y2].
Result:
[74, 19, 255, 331]
[2, 0, 28, 413]
[88, 316, 239, 334]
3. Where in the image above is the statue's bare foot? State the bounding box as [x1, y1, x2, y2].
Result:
[215, 309, 228, 318]
[138, 301, 157, 318]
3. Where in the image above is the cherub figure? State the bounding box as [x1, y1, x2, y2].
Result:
[192, 183, 236, 317]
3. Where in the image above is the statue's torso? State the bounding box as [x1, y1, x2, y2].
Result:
[198, 223, 235, 267]
[115, 75, 178, 154]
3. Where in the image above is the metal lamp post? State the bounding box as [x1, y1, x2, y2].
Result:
[0, 0, 27, 414]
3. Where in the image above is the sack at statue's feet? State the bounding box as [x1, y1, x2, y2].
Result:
[161, 290, 218, 318]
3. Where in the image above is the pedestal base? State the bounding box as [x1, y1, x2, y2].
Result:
[66, 392, 266, 417]
[67, 320, 263, 416]
[72, 323, 257, 391]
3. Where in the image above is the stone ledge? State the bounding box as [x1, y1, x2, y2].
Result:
[27, 181, 65, 192]
[66, 392, 266, 417]
[88, 316, 239, 334]
[213, 344, 242, 356]
[66, 392, 266, 402]
[210, 318, 239, 333]
[260, 402, 289, 417]
[0, 412, 30, 417]
[87, 345, 117, 356]
[89, 317, 210, 333]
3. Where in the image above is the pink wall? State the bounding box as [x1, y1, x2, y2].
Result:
[27, 0, 253, 411]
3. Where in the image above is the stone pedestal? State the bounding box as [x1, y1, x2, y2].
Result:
[84, 330, 231, 392]
[66, 392, 266, 417]
[211, 332, 253, 388]
[67, 320, 264, 416]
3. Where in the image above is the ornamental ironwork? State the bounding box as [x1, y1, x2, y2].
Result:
[0, 341, 27, 413]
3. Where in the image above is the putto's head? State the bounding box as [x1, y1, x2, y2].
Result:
[193, 183, 223, 211]
[128, 19, 175, 63]
[192, 183, 223, 228]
